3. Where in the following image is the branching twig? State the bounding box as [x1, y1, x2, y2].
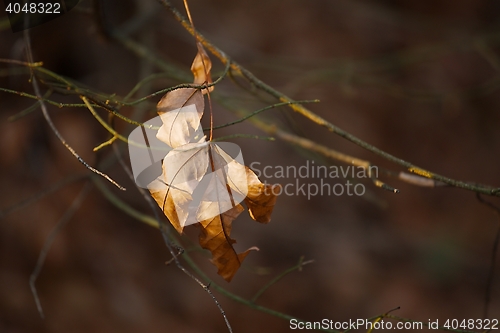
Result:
[106, 79, 233, 333]
[23, 30, 126, 191]
[157, 0, 500, 198]
[4, 2, 498, 331]
[88, 186, 339, 332]
[214, 96, 400, 193]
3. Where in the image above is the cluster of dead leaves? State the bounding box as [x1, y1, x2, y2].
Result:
[148, 44, 280, 281]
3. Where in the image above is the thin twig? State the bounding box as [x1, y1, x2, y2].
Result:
[157, 0, 500, 197]
[30, 182, 92, 318]
[104, 52, 233, 333]
[251, 256, 314, 303]
[475, 193, 500, 320]
[397, 171, 447, 187]
[81, 95, 163, 150]
[0, 58, 43, 67]
[7, 89, 53, 122]
[216, 100, 399, 193]
[23, 30, 125, 191]
[365, 306, 401, 333]
[94, 173, 478, 333]
[207, 100, 319, 131]
[119, 60, 230, 107]
[89, 186, 339, 332]
[212, 134, 274, 142]
[38, 93, 126, 190]
[182, 0, 216, 143]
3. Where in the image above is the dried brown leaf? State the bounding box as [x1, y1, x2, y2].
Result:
[149, 143, 280, 280]
[191, 45, 214, 93]
[156, 88, 205, 148]
[157, 87, 204, 115]
[198, 204, 258, 282]
[244, 166, 281, 224]
[147, 43, 280, 282]
[148, 164, 187, 234]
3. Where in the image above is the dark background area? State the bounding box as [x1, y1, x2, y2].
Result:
[1, 0, 500, 332]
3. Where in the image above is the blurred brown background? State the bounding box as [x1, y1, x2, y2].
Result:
[1, 0, 500, 332]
